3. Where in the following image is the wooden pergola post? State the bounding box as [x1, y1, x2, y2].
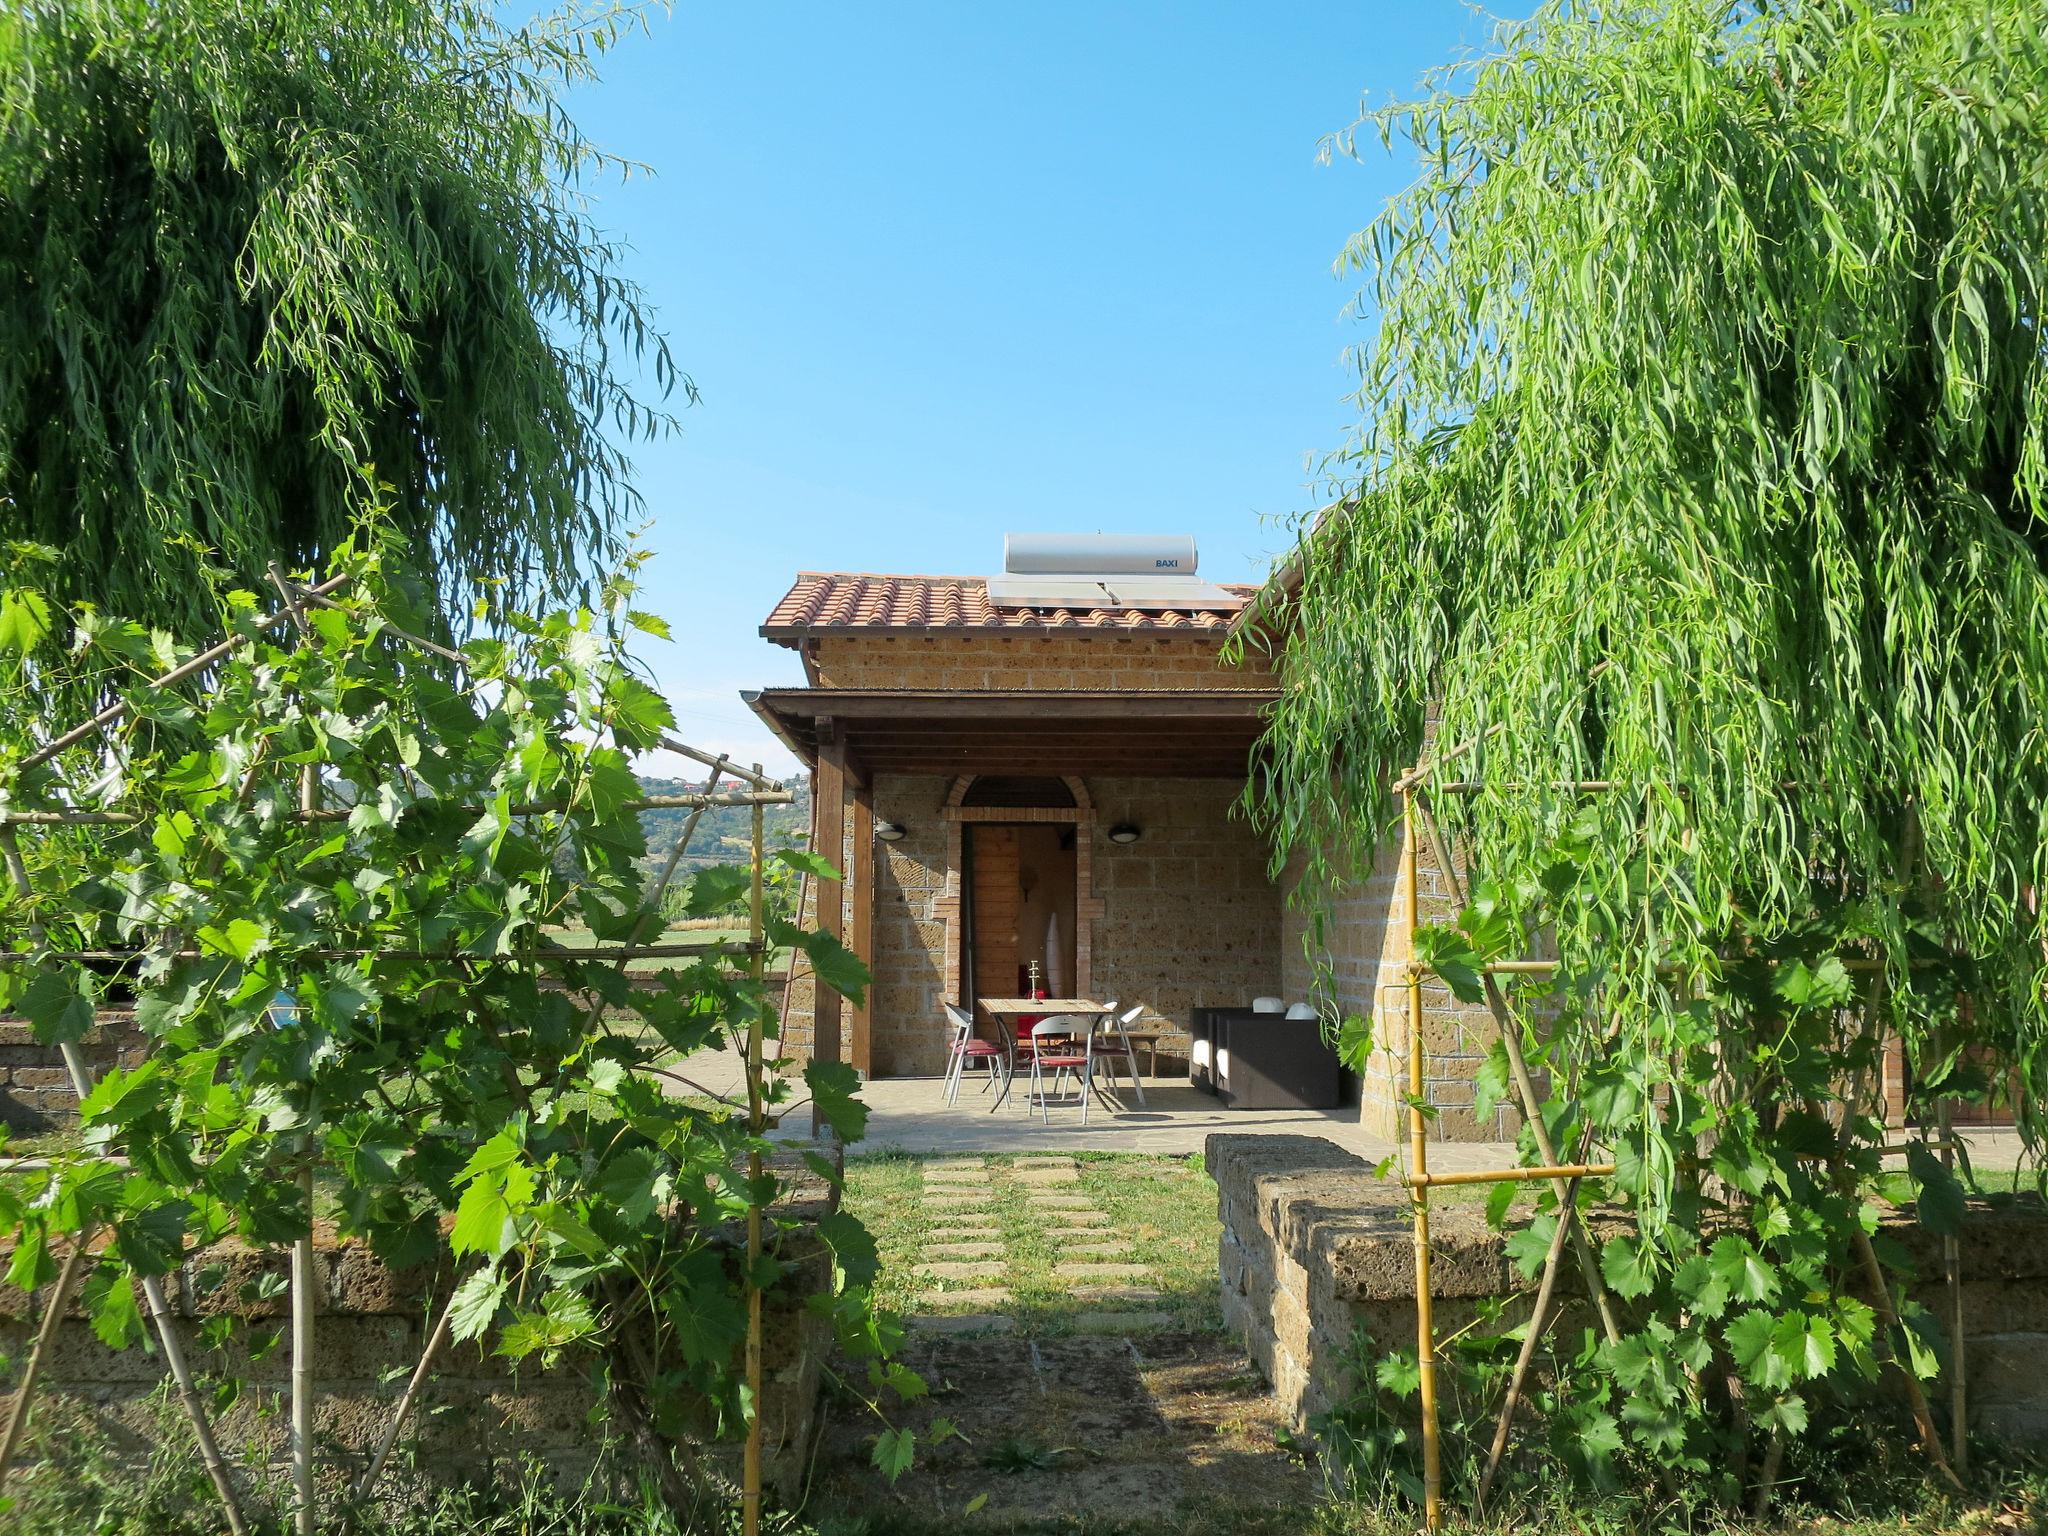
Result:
[847, 776, 875, 1078]
[811, 728, 848, 1112]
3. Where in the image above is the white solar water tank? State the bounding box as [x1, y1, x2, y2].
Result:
[1003, 533, 1199, 577]
[987, 533, 1242, 611]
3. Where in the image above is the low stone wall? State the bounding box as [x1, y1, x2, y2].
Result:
[1207, 1133, 2048, 1443]
[0, 1149, 839, 1503]
[0, 1012, 147, 1134]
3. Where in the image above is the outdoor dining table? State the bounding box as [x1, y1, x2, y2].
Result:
[975, 998, 1113, 1113]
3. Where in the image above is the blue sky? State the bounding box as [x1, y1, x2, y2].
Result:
[564, 3, 1506, 774]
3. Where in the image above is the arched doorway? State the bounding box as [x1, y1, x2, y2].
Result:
[937, 775, 1102, 1016]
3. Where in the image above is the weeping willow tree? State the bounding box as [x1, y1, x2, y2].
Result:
[0, 0, 687, 643]
[1241, 0, 2048, 1512]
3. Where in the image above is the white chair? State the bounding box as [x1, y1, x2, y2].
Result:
[1092, 1003, 1149, 1108]
[943, 1003, 1007, 1106]
[1026, 1015, 1095, 1125]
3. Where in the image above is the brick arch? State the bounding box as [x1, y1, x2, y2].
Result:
[942, 774, 1094, 812]
[938, 775, 1102, 1007]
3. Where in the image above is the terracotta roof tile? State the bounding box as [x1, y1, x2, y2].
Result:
[761, 571, 1253, 645]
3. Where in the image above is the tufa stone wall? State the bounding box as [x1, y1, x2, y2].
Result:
[1089, 776, 1282, 1062]
[1209, 1133, 2048, 1444]
[807, 634, 1274, 692]
[863, 775, 954, 1077]
[0, 1150, 840, 1504]
[1281, 810, 1514, 1142]
[0, 1013, 148, 1134]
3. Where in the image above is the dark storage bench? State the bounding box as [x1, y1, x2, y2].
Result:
[1189, 1007, 1341, 1110]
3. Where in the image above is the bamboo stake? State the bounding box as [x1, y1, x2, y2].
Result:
[21, 572, 353, 769]
[288, 587, 466, 666]
[0, 1234, 94, 1488]
[0, 792, 790, 827]
[271, 560, 321, 1536]
[1853, 1216, 1962, 1488]
[1391, 722, 1506, 792]
[1412, 792, 1626, 1348]
[1475, 1158, 1588, 1514]
[657, 738, 786, 790]
[1804, 1097, 1962, 1489]
[58, 1039, 251, 1534]
[1408, 1162, 1615, 1188]
[45, 941, 766, 964]
[291, 1161, 317, 1536]
[1939, 1094, 1968, 1474]
[350, 1275, 459, 1503]
[1402, 789, 1444, 1532]
[2, 827, 248, 1533]
[743, 768, 767, 1536]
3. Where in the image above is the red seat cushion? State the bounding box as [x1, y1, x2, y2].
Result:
[1037, 1054, 1087, 1069]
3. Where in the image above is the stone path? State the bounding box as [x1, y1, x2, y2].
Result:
[814, 1331, 1316, 1523]
[905, 1156, 1172, 1337]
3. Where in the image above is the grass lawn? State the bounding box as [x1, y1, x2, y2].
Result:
[843, 1149, 1224, 1335]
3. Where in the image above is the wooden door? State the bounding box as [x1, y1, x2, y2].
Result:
[969, 825, 1021, 1005]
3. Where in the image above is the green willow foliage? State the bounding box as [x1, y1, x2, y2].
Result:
[1249, 0, 2048, 1097]
[1239, 0, 2048, 1505]
[0, 0, 687, 640]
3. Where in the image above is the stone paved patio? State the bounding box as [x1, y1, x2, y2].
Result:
[675, 1049, 2034, 1170]
[675, 1047, 1532, 1164]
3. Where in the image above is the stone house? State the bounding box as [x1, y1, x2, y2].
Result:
[744, 535, 1513, 1141]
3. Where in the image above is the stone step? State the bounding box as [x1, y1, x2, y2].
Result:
[1071, 1311, 1175, 1335]
[1054, 1262, 1152, 1282]
[1025, 1194, 1095, 1209]
[1013, 1168, 1081, 1185]
[1059, 1242, 1136, 1259]
[923, 1195, 993, 1210]
[1040, 1212, 1111, 1227]
[921, 1286, 1013, 1309]
[927, 1159, 987, 1170]
[916, 1261, 1007, 1281]
[1072, 1286, 1165, 1305]
[924, 1242, 1003, 1260]
[908, 1312, 1017, 1335]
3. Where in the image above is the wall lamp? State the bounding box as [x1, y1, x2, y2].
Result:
[1106, 823, 1142, 845]
[875, 822, 908, 843]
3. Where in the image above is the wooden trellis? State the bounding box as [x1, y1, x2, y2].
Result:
[0, 568, 793, 1536]
[1389, 746, 1970, 1530]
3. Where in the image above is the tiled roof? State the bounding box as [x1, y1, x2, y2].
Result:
[761, 571, 1253, 645]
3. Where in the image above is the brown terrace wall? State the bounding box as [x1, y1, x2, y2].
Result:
[0, 1013, 147, 1134]
[0, 1150, 839, 1505]
[1208, 1133, 2048, 1443]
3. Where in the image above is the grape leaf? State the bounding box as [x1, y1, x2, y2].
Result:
[772, 847, 843, 883]
[805, 1059, 870, 1144]
[872, 1426, 916, 1484]
[21, 967, 95, 1045]
[447, 1268, 509, 1343]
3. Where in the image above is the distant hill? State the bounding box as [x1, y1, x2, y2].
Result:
[637, 774, 811, 874]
